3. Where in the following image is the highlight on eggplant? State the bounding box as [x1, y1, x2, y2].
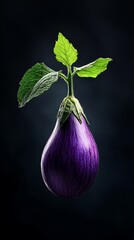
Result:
[17, 32, 112, 198]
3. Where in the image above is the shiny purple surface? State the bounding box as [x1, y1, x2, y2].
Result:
[41, 114, 99, 198]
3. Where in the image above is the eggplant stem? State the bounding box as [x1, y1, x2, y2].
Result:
[67, 67, 74, 97]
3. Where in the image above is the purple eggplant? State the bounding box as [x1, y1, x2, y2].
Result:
[41, 110, 99, 198]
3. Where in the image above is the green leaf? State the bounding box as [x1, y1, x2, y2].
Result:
[17, 63, 59, 107]
[27, 72, 59, 103]
[53, 32, 78, 67]
[74, 57, 112, 78]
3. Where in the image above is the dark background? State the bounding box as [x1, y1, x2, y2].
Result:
[2, 0, 134, 239]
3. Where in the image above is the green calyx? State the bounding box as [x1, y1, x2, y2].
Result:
[57, 96, 89, 126]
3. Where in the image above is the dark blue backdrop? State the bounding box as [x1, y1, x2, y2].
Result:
[1, 0, 134, 239]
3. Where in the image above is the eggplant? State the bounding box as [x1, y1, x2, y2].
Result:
[41, 105, 99, 198]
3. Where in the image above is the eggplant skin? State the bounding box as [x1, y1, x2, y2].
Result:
[41, 114, 99, 198]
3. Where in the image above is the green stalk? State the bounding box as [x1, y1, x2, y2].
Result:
[67, 67, 74, 97]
